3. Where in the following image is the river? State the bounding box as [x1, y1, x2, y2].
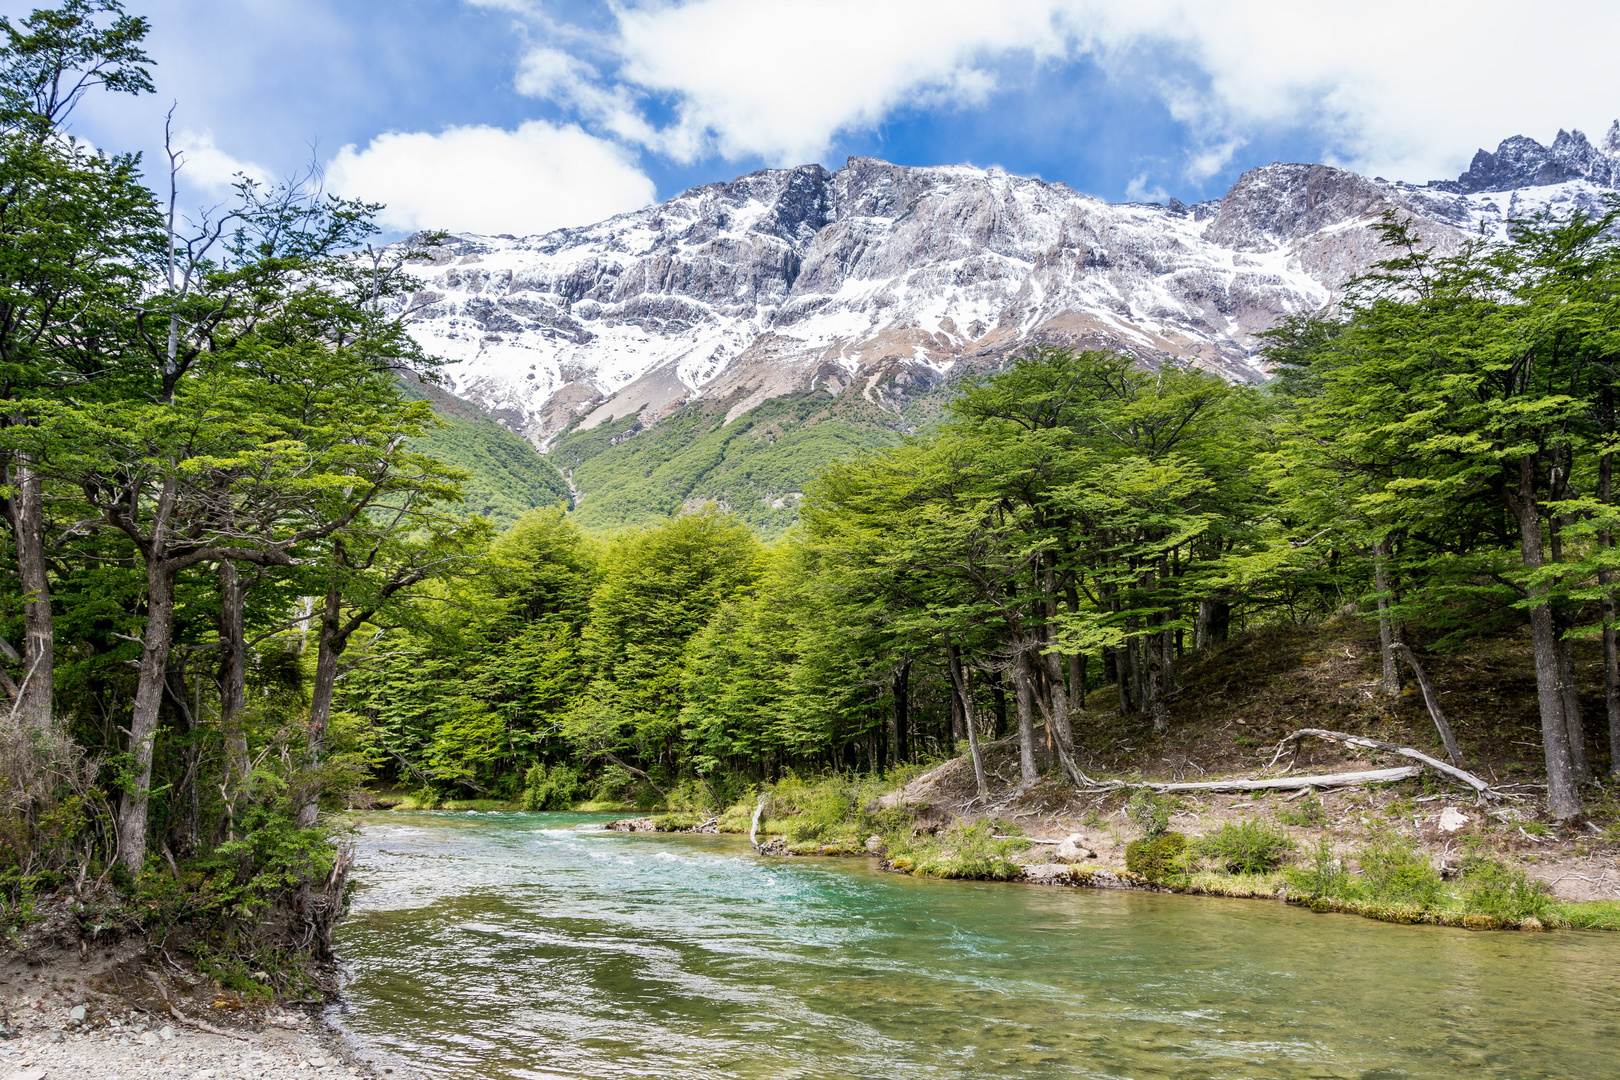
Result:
[331, 810, 1620, 1079]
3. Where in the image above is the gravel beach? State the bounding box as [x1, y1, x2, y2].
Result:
[0, 962, 396, 1080]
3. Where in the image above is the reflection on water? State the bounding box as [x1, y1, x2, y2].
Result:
[332, 811, 1620, 1079]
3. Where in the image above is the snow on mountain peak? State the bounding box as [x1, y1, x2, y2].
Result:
[393, 138, 1617, 449]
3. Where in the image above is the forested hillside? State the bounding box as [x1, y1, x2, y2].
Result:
[399, 373, 571, 525]
[550, 385, 938, 535]
[342, 203, 1620, 832]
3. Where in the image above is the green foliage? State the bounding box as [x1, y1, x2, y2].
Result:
[1551, 900, 1620, 930]
[1127, 790, 1175, 838]
[552, 391, 909, 537]
[1193, 820, 1295, 874]
[1458, 858, 1555, 922]
[1286, 838, 1350, 898]
[890, 821, 1030, 880]
[407, 405, 569, 526]
[1277, 795, 1328, 827]
[1125, 831, 1188, 880]
[520, 762, 582, 811]
[1356, 837, 1444, 908]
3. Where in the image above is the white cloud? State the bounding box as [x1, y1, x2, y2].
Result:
[324, 120, 656, 235]
[1123, 174, 1168, 202]
[505, 0, 1620, 183]
[173, 129, 270, 194]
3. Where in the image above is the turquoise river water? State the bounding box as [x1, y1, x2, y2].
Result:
[331, 811, 1620, 1079]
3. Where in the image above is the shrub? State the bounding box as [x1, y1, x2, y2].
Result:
[1195, 820, 1295, 874]
[520, 763, 582, 811]
[1125, 832, 1187, 880]
[1459, 858, 1553, 922]
[1127, 789, 1174, 838]
[1285, 838, 1350, 897]
[894, 822, 1029, 880]
[1277, 795, 1328, 827]
[1357, 837, 1443, 907]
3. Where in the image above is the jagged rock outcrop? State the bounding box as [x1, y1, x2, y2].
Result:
[1431, 123, 1620, 193]
[395, 130, 1619, 449]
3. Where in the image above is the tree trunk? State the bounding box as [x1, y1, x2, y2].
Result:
[298, 583, 344, 829]
[1506, 461, 1581, 819]
[1013, 648, 1039, 784]
[1069, 651, 1085, 711]
[1108, 646, 1131, 714]
[1160, 626, 1177, 693]
[1602, 449, 1620, 776]
[1557, 637, 1590, 784]
[988, 669, 1008, 738]
[1042, 647, 1076, 762]
[217, 562, 251, 813]
[1373, 535, 1402, 696]
[1127, 621, 1143, 711]
[1144, 630, 1169, 734]
[6, 462, 53, 728]
[890, 661, 910, 766]
[117, 557, 178, 872]
[946, 643, 988, 798]
[163, 668, 200, 859]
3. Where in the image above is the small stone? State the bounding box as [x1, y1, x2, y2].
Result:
[69, 1006, 86, 1022]
[140, 1030, 160, 1046]
[1439, 807, 1469, 833]
[864, 834, 884, 854]
[5, 1068, 47, 1080]
[159, 1025, 175, 1041]
[310, 1057, 326, 1068]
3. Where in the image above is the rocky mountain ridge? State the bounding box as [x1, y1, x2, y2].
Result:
[394, 125, 1620, 459]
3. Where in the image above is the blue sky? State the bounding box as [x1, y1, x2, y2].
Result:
[24, 0, 1620, 237]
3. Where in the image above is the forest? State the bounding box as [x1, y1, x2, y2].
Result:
[3, 0, 1620, 992]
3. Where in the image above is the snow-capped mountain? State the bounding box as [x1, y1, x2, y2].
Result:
[397, 125, 1620, 449]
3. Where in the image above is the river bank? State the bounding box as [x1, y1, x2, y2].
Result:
[0, 934, 380, 1080]
[601, 734, 1620, 932]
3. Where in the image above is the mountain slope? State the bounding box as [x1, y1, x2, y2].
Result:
[399, 374, 572, 525]
[392, 123, 1620, 532]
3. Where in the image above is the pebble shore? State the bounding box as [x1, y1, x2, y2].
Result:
[0, 1000, 389, 1080]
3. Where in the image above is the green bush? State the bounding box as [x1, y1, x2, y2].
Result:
[1459, 858, 1553, 922]
[1357, 837, 1443, 907]
[891, 822, 1029, 880]
[1286, 838, 1349, 897]
[1194, 820, 1295, 874]
[520, 762, 583, 811]
[1277, 795, 1328, 827]
[1127, 789, 1174, 838]
[1125, 831, 1188, 880]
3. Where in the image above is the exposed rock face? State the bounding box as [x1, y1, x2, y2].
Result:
[1432, 123, 1620, 193]
[395, 130, 1619, 448]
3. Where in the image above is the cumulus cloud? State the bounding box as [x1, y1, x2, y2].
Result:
[1123, 174, 1169, 202]
[324, 120, 656, 235]
[173, 129, 270, 194]
[507, 0, 1620, 183]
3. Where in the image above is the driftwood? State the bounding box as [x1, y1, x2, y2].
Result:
[748, 795, 767, 851]
[1390, 644, 1465, 766]
[1269, 727, 1496, 795]
[1111, 766, 1421, 794]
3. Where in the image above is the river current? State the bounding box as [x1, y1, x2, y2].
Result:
[331, 811, 1620, 1079]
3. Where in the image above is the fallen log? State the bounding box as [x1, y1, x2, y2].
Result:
[1268, 727, 1496, 795]
[1107, 766, 1421, 794]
